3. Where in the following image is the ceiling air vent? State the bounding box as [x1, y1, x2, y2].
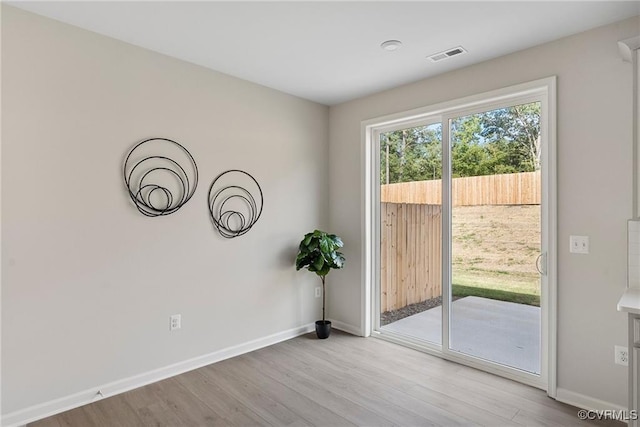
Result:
[427, 46, 467, 62]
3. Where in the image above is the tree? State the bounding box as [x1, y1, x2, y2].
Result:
[380, 124, 442, 184]
[380, 102, 541, 184]
[480, 103, 541, 171]
[451, 114, 490, 177]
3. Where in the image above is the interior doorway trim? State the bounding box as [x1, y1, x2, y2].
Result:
[361, 76, 557, 397]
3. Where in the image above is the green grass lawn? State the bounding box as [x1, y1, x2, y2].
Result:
[452, 284, 539, 306]
[449, 205, 541, 307]
[452, 270, 540, 306]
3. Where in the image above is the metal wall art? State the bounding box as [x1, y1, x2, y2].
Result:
[208, 170, 264, 238]
[123, 138, 198, 217]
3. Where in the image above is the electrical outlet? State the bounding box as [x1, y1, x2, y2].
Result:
[170, 314, 181, 331]
[314, 287, 322, 298]
[569, 235, 589, 254]
[615, 345, 629, 366]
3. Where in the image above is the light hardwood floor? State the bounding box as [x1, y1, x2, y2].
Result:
[31, 331, 623, 426]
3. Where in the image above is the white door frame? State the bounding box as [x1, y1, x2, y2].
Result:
[361, 76, 557, 395]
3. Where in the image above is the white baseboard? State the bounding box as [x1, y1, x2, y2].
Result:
[556, 387, 627, 412]
[329, 319, 362, 336]
[2, 323, 315, 427]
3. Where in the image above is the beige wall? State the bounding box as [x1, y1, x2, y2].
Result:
[3, 3, 639, 420]
[328, 16, 639, 407]
[1, 6, 329, 416]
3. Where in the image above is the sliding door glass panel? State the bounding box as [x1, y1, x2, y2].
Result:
[379, 123, 443, 344]
[449, 102, 542, 374]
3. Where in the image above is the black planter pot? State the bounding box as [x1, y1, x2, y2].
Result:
[315, 320, 331, 339]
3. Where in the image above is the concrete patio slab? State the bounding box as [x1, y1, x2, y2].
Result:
[381, 296, 540, 374]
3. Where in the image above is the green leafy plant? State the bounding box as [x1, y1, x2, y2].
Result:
[295, 230, 345, 322]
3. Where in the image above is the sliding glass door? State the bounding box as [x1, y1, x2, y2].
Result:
[378, 122, 443, 345]
[370, 82, 554, 389]
[448, 103, 542, 375]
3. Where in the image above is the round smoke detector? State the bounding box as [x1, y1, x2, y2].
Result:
[381, 40, 402, 51]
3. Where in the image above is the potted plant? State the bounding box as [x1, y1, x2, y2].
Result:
[295, 230, 345, 339]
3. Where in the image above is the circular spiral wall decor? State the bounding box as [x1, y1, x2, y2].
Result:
[123, 138, 198, 217]
[208, 170, 264, 238]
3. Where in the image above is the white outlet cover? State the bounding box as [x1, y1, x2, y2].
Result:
[615, 345, 628, 366]
[569, 235, 589, 254]
[170, 314, 181, 331]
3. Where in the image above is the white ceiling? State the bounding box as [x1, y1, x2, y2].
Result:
[8, 1, 640, 105]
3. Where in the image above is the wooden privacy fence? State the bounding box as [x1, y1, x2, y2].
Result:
[381, 170, 541, 206]
[381, 203, 442, 313]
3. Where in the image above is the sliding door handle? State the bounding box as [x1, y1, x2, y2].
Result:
[536, 253, 547, 276]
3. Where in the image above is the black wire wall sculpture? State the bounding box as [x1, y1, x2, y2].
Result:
[123, 138, 198, 217]
[208, 170, 264, 238]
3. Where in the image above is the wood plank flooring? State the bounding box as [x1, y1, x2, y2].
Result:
[31, 331, 623, 426]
